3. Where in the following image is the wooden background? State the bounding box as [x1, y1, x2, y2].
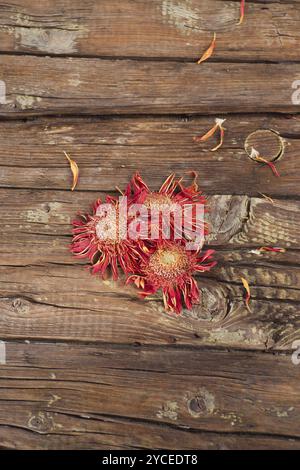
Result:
[0, 0, 300, 450]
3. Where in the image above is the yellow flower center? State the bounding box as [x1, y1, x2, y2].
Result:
[148, 245, 189, 281]
[144, 194, 173, 210]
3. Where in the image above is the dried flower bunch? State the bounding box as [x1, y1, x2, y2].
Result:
[71, 173, 216, 315]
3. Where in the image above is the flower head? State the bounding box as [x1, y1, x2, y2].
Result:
[128, 172, 208, 244]
[71, 196, 146, 280]
[127, 240, 216, 315]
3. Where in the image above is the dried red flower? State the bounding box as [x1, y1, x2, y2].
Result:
[128, 172, 208, 242]
[71, 172, 216, 315]
[127, 241, 216, 315]
[71, 195, 147, 280]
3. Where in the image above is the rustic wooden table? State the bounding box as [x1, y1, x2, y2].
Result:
[0, 0, 299, 450]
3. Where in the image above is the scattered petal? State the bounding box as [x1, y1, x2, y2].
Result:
[64, 151, 79, 191]
[250, 148, 280, 177]
[211, 124, 225, 152]
[238, 0, 245, 25]
[193, 118, 226, 151]
[241, 276, 251, 312]
[259, 246, 286, 253]
[197, 33, 217, 64]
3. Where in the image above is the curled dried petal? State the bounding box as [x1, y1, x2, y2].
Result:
[197, 33, 217, 64]
[259, 246, 286, 253]
[250, 148, 280, 177]
[64, 151, 79, 191]
[193, 123, 219, 143]
[194, 118, 226, 151]
[211, 125, 225, 152]
[238, 0, 245, 25]
[241, 277, 251, 312]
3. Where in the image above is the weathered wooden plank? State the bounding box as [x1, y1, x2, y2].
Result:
[0, 115, 298, 196]
[0, 426, 299, 450]
[0, 261, 299, 349]
[1, 189, 299, 248]
[0, 56, 299, 117]
[1, 184, 299, 349]
[0, 341, 299, 450]
[0, 0, 299, 62]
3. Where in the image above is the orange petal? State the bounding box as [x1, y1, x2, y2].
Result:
[241, 277, 251, 312]
[238, 0, 245, 25]
[197, 33, 217, 64]
[211, 125, 225, 152]
[193, 118, 225, 146]
[64, 151, 79, 191]
[193, 123, 218, 143]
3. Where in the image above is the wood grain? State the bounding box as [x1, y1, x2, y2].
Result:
[1, 426, 299, 450]
[0, 56, 299, 117]
[0, 115, 298, 196]
[1, 188, 300, 248]
[0, 0, 299, 62]
[1, 262, 299, 349]
[0, 0, 299, 450]
[1, 187, 300, 350]
[0, 341, 298, 450]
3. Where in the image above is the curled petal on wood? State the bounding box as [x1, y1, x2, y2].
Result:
[259, 246, 286, 253]
[238, 0, 245, 25]
[197, 33, 217, 64]
[193, 118, 226, 152]
[211, 124, 225, 152]
[250, 148, 280, 177]
[64, 151, 79, 191]
[241, 277, 251, 312]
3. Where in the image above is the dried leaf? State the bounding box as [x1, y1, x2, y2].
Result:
[238, 0, 245, 25]
[197, 33, 217, 64]
[64, 151, 79, 191]
[241, 277, 251, 312]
